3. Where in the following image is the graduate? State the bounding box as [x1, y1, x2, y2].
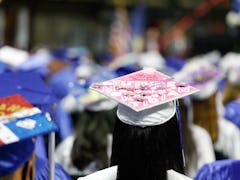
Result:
[0, 94, 70, 180]
[0, 71, 72, 180]
[174, 56, 240, 159]
[55, 65, 118, 176]
[77, 68, 197, 180]
[177, 98, 215, 178]
[55, 89, 117, 176]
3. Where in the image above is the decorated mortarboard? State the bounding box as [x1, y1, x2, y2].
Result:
[0, 94, 58, 146]
[175, 66, 222, 88]
[174, 59, 222, 100]
[0, 94, 58, 176]
[0, 94, 41, 123]
[91, 68, 198, 170]
[0, 46, 29, 68]
[90, 68, 198, 112]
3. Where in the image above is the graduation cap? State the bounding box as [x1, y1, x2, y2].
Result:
[90, 68, 198, 170]
[90, 68, 198, 127]
[91, 68, 198, 112]
[0, 94, 41, 123]
[0, 71, 57, 112]
[0, 72, 58, 178]
[0, 94, 58, 145]
[0, 94, 58, 176]
[174, 59, 222, 100]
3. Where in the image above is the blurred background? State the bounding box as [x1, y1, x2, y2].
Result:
[1, 0, 240, 179]
[0, 0, 237, 57]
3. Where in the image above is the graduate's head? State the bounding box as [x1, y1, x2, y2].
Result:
[111, 101, 184, 180]
[174, 58, 222, 143]
[90, 68, 198, 180]
[0, 94, 57, 179]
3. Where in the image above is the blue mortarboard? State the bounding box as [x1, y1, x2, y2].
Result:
[0, 71, 57, 112]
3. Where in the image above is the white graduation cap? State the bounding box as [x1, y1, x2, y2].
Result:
[90, 68, 198, 127]
[174, 58, 222, 100]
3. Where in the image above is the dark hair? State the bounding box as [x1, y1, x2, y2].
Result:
[110, 114, 184, 180]
[71, 108, 117, 170]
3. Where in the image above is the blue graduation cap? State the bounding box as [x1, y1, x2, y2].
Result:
[0, 72, 58, 179]
[0, 71, 57, 112]
[0, 94, 58, 178]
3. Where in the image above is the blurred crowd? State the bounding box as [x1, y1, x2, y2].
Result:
[1, 0, 240, 180]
